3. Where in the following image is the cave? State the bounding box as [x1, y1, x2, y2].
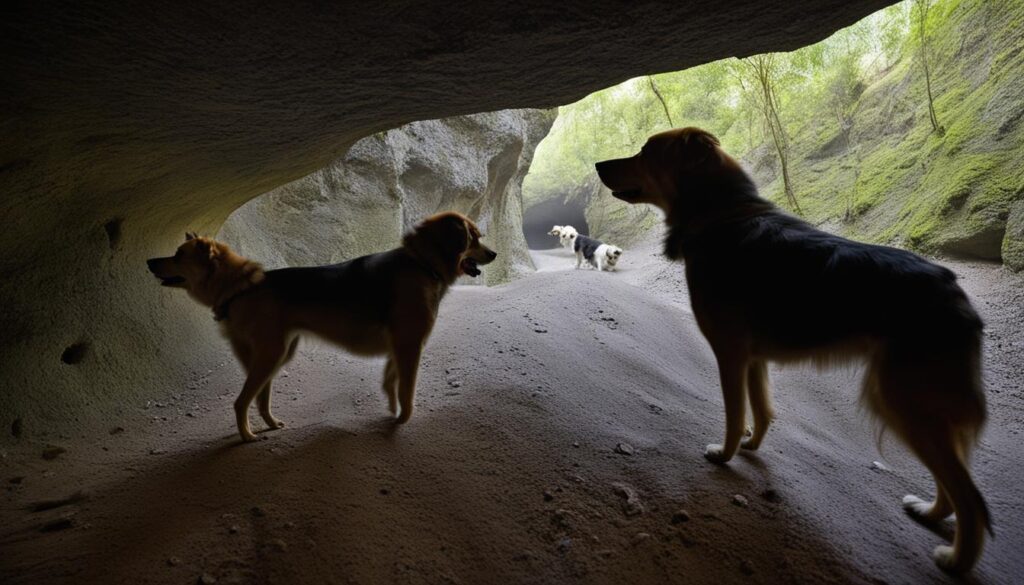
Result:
[522, 197, 590, 250]
[3, 1, 1023, 583]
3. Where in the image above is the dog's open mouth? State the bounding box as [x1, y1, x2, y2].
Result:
[460, 258, 481, 277]
[158, 275, 186, 287]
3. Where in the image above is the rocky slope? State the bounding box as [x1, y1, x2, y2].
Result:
[744, 0, 1024, 267]
[220, 109, 556, 286]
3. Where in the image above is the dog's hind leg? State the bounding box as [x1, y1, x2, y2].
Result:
[903, 484, 953, 522]
[898, 422, 987, 572]
[382, 357, 398, 415]
[235, 343, 287, 442]
[257, 337, 298, 431]
[257, 382, 284, 430]
[742, 360, 773, 451]
[870, 348, 989, 573]
[705, 351, 749, 464]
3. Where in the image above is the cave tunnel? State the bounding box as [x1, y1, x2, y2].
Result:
[522, 197, 590, 250]
[3, 1, 1023, 583]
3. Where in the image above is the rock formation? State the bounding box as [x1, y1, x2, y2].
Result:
[220, 110, 555, 286]
[0, 0, 895, 429]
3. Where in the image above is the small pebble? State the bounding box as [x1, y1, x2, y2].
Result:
[167, 557, 181, 567]
[671, 510, 690, 524]
[631, 532, 652, 546]
[614, 443, 634, 456]
[534, 328, 548, 333]
[109, 426, 125, 435]
[739, 559, 755, 575]
[228, 525, 239, 534]
[543, 490, 554, 502]
[732, 494, 749, 508]
[198, 573, 217, 585]
[556, 537, 572, 553]
[41, 446, 65, 460]
[269, 538, 288, 552]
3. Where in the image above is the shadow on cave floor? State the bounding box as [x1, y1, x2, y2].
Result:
[2, 233, 1023, 585]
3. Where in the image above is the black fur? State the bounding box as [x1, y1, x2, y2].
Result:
[666, 169, 983, 356]
[574, 234, 603, 261]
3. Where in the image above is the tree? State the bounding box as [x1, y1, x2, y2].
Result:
[912, 0, 944, 135]
[646, 75, 675, 128]
[739, 53, 802, 214]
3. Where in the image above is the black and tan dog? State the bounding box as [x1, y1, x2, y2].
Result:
[596, 127, 990, 573]
[147, 211, 496, 442]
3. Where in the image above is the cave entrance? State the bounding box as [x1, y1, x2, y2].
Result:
[522, 197, 589, 250]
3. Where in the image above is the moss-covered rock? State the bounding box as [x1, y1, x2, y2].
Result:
[1003, 198, 1024, 271]
[748, 0, 1024, 262]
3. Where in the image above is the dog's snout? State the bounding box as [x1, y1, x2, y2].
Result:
[146, 258, 161, 272]
[486, 249, 498, 261]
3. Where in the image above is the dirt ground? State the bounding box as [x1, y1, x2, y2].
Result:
[2, 232, 1022, 584]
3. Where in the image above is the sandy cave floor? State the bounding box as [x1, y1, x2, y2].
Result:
[2, 234, 1023, 585]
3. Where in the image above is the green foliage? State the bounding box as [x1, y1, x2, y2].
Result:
[524, 0, 1024, 263]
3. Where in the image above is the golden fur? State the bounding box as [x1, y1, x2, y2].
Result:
[147, 212, 495, 442]
[596, 127, 990, 573]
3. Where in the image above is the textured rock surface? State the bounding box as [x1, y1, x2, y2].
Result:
[220, 110, 555, 286]
[0, 0, 895, 428]
[1004, 198, 1024, 271]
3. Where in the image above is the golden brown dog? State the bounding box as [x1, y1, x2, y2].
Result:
[147, 211, 496, 442]
[596, 127, 990, 573]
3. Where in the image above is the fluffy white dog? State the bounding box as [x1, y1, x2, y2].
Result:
[574, 234, 623, 271]
[549, 225, 579, 250]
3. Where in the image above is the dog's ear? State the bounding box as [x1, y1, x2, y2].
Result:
[194, 238, 216, 260]
[185, 231, 197, 241]
[679, 128, 721, 166]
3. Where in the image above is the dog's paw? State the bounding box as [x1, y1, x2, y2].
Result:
[703, 444, 732, 464]
[903, 494, 930, 516]
[932, 545, 958, 572]
[740, 436, 761, 451]
[239, 430, 261, 443]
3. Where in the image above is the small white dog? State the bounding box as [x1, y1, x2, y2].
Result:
[549, 225, 579, 251]
[574, 234, 623, 271]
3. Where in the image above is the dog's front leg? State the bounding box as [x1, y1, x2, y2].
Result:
[235, 346, 285, 442]
[741, 361, 772, 450]
[393, 341, 424, 424]
[575, 252, 582, 270]
[704, 352, 749, 464]
[382, 357, 398, 415]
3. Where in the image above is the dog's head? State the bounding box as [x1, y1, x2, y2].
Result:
[146, 232, 217, 290]
[595, 127, 728, 215]
[549, 225, 564, 237]
[605, 245, 623, 266]
[146, 233, 263, 307]
[404, 212, 497, 280]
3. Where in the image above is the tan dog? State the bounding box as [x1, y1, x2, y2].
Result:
[596, 128, 990, 573]
[147, 212, 496, 442]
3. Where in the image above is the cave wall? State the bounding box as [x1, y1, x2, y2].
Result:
[220, 109, 555, 286]
[0, 0, 896, 434]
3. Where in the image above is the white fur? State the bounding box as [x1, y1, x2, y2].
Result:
[595, 244, 623, 271]
[559, 226, 578, 250]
